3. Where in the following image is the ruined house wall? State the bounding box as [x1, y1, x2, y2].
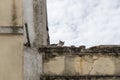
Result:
[24, 48, 42, 80]
[33, 0, 49, 47]
[23, 0, 49, 80]
[39, 46, 120, 80]
[43, 55, 120, 76]
[23, 0, 49, 47]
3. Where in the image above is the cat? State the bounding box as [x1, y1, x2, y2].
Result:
[50, 40, 65, 47]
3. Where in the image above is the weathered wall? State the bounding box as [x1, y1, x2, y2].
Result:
[33, 0, 49, 47]
[24, 48, 42, 80]
[23, 0, 49, 47]
[23, 0, 49, 80]
[23, 0, 34, 45]
[39, 46, 120, 80]
[0, 0, 23, 80]
[0, 0, 23, 26]
[0, 35, 23, 80]
[44, 55, 120, 75]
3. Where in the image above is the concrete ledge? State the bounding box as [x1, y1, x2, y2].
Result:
[41, 75, 120, 80]
[39, 45, 120, 56]
[0, 26, 23, 34]
[40, 45, 120, 76]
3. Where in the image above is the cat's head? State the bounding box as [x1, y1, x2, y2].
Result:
[58, 40, 65, 46]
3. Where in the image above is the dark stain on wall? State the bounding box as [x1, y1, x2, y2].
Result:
[32, 0, 43, 47]
[12, 0, 18, 32]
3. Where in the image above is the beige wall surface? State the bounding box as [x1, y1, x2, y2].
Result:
[0, 35, 23, 80]
[0, 0, 23, 26]
[44, 54, 120, 76]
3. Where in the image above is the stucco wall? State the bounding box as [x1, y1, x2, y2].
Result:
[39, 46, 120, 79]
[24, 48, 42, 80]
[44, 54, 120, 76]
[23, 0, 49, 80]
[0, 0, 23, 79]
[0, 0, 23, 26]
[0, 35, 23, 80]
[23, 0, 49, 47]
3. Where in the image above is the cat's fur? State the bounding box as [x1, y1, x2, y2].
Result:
[50, 40, 65, 47]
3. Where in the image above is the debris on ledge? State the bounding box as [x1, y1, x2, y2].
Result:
[39, 45, 120, 56]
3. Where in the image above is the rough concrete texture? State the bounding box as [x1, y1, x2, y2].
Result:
[33, 0, 49, 47]
[23, 0, 49, 80]
[41, 77, 120, 80]
[44, 56, 65, 75]
[23, 0, 35, 46]
[44, 55, 120, 76]
[24, 48, 42, 80]
[0, 0, 23, 26]
[39, 46, 120, 79]
[0, 35, 23, 80]
[23, 0, 49, 47]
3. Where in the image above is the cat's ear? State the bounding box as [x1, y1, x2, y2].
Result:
[59, 40, 61, 42]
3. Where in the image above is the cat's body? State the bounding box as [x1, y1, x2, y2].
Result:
[50, 40, 65, 47]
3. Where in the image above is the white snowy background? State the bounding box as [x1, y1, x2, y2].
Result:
[47, 0, 120, 47]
